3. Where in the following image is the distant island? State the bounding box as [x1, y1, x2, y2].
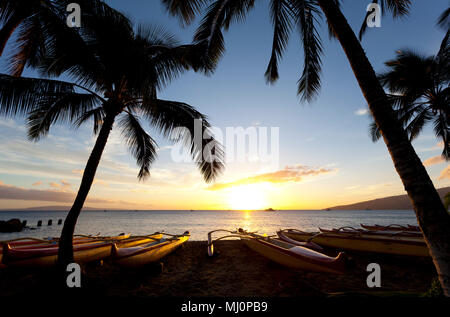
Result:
[326, 186, 450, 210]
[0, 205, 105, 211]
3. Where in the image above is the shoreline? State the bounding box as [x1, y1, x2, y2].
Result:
[0, 240, 438, 297]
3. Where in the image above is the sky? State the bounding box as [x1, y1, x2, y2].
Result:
[0, 0, 449, 210]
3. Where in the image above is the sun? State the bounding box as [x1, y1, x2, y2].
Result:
[227, 185, 267, 210]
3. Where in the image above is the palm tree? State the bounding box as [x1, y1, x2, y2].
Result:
[0, 0, 127, 76]
[445, 192, 450, 211]
[370, 33, 449, 159]
[0, 9, 224, 267]
[161, 0, 450, 294]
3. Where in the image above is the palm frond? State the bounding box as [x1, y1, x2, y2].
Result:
[378, 50, 433, 95]
[7, 14, 45, 76]
[380, 0, 411, 17]
[434, 112, 450, 160]
[359, 0, 411, 40]
[27, 92, 101, 141]
[294, 1, 323, 102]
[265, 0, 294, 83]
[162, 0, 210, 25]
[140, 98, 225, 182]
[133, 25, 212, 88]
[437, 6, 450, 30]
[0, 1, 27, 56]
[436, 30, 449, 79]
[405, 107, 433, 141]
[193, 0, 255, 68]
[369, 120, 382, 142]
[35, 0, 132, 91]
[74, 107, 106, 135]
[0, 74, 78, 117]
[119, 112, 158, 180]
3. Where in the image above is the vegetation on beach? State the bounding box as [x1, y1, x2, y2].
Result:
[0, 1, 224, 267]
[369, 27, 449, 159]
[0, 0, 449, 295]
[161, 0, 450, 295]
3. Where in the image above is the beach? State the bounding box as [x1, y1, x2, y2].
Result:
[0, 240, 437, 297]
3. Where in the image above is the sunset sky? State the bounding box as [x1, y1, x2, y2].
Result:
[0, 0, 449, 210]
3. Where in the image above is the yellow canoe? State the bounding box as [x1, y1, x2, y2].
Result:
[1, 233, 162, 268]
[112, 232, 189, 268]
[281, 229, 429, 257]
[240, 231, 346, 274]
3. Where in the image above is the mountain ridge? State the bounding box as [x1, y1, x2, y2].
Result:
[327, 186, 450, 210]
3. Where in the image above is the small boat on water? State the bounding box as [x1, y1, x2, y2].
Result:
[1, 233, 162, 268]
[207, 229, 346, 274]
[112, 231, 190, 268]
[360, 224, 420, 232]
[281, 228, 429, 257]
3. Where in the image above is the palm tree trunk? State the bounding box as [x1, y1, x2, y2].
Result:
[57, 113, 116, 268]
[0, 14, 24, 57]
[317, 0, 450, 295]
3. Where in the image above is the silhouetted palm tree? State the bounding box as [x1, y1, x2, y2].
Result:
[162, 0, 450, 294]
[370, 32, 449, 159]
[0, 10, 224, 267]
[0, 0, 127, 76]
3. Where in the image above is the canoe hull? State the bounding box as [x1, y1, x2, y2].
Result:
[242, 236, 346, 274]
[284, 230, 429, 257]
[113, 235, 189, 268]
[360, 224, 420, 232]
[2, 242, 113, 268]
[1, 233, 162, 268]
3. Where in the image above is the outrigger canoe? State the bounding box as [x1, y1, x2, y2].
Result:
[112, 231, 190, 268]
[1, 233, 162, 268]
[280, 228, 429, 257]
[276, 230, 324, 252]
[207, 229, 346, 274]
[0, 235, 124, 268]
[319, 227, 423, 237]
[360, 224, 420, 232]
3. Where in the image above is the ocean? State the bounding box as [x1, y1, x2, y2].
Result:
[0, 209, 418, 241]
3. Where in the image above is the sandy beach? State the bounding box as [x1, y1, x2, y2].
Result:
[0, 240, 438, 297]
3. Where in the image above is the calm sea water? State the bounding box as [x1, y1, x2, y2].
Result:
[0, 210, 417, 241]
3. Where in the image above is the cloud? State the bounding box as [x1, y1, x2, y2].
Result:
[72, 169, 84, 175]
[207, 165, 336, 190]
[423, 155, 445, 166]
[0, 180, 133, 205]
[32, 181, 43, 186]
[0, 182, 76, 202]
[93, 179, 109, 186]
[418, 141, 444, 153]
[49, 180, 71, 191]
[355, 108, 369, 116]
[61, 180, 71, 187]
[438, 166, 450, 180]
